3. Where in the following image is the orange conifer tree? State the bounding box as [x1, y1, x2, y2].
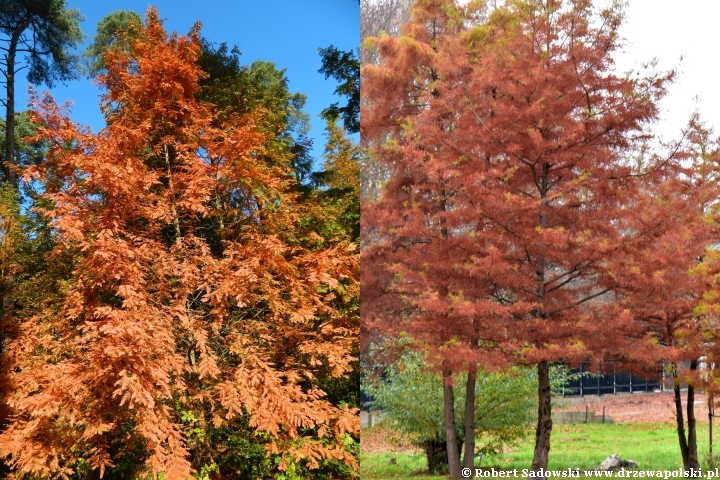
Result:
[0, 9, 358, 479]
[638, 121, 720, 470]
[622, 184, 711, 470]
[361, 0, 682, 475]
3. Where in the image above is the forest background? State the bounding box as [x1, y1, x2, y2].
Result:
[14, 0, 359, 154]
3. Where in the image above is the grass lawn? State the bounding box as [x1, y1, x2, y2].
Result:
[361, 423, 716, 479]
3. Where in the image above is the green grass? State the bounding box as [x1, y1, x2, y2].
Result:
[361, 451, 446, 480]
[362, 423, 715, 479]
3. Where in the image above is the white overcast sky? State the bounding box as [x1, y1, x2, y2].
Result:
[614, 0, 720, 141]
[448, 0, 720, 141]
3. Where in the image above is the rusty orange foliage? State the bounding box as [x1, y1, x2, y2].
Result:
[0, 9, 358, 479]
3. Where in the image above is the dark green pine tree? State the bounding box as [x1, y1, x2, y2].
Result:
[318, 46, 359, 134]
[0, 0, 84, 187]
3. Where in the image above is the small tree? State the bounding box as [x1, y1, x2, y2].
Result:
[363, 352, 536, 474]
[622, 189, 708, 469]
[650, 119, 720, 470]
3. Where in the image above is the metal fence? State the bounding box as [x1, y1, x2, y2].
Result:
[562, 363, 663, 397]
[360, 363, 669, 410]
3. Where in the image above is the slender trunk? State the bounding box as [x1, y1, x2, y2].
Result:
[673, 364, 689, 468]
[4, 20, 29, 188]
[710, 390, 714, 457]
[165, 144, 181, 246]
[531, 360, 552, 477]
[212, 160, 225, 232]
[0, 24, 28, 361]
[1, 274, 13, 320]
[4, 35, 17, 187]
[213, 196, 225, 231]
[531, 164, 552, 476]
[443, 369, 461, 479]
[1, 22, 27, 333]
[1, 20, 24, 323]
[686, 360, 699, 469]
[439, 192, 460, 478]
[463, 366, 477, 470]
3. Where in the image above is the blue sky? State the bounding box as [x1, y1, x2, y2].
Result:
[14, 0, 359, 164]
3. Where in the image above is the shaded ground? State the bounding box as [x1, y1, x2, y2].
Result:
[556, 391, 710, 424]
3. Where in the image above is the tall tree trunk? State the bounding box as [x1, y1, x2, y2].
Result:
[4, 20, 29, 188]
[164, 144, 181, 246]
[673, 363, 690, 468]
[1, 22, 27, 337]
[443, 369, 461, 479]
[0, 18, 24, 347]
[531, 360, 552, 477]
[4, 35, 17, 187]
[463, 366, 476, 470]
[531, 165, 552, 476]
[686, 360, 699, 469]
[1, 275, 13, 321]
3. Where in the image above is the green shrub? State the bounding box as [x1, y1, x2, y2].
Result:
[362, 353, 537, 461]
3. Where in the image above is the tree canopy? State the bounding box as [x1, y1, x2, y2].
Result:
[83, 9, 141, 77]
[0, 9, 359, 478]
[361, 0, 696, 475]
